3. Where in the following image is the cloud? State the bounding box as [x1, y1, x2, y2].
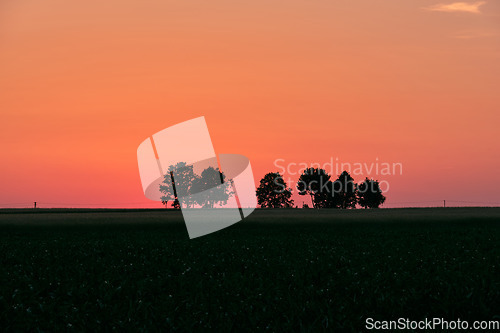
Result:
[424, 1, 486, 14]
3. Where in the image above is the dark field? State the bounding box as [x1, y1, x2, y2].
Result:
[0, 208, 499, 331]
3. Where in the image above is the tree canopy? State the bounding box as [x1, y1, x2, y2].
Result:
[328, 171, 357, 209]
[256, 172, 294, 208]
[296, 168, 332, 208]
[160, 162, 195, 209]
[357, 178, 386, 209]
[160, 163, 232, 209]
[192, 166, 232, 208]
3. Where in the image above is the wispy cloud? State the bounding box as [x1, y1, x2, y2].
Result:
[424, 1, 486, 14]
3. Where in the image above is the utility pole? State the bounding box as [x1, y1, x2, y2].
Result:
[34, 201, 37, 209]
[170, 171, 178, 209]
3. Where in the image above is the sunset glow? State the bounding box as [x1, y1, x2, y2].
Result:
[1, 0, 499, 208]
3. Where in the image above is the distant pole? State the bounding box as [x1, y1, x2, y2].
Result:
[443, 200, 446, 208]
[34, 201, 37, 209]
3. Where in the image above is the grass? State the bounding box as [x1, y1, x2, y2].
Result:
[0, 208, 499, 331]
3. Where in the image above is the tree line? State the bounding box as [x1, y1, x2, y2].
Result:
[256, 168, 386, 209]
[160, 163, 385, 209]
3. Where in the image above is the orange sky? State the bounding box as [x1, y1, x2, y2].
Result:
[1, 0, 499, 208]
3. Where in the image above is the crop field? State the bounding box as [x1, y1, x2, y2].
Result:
[0, 208, 499, 331]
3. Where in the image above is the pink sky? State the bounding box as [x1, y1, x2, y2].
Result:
[0, 0, 499, 208]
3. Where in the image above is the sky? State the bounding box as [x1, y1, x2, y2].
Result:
[0, 0, 499, 208]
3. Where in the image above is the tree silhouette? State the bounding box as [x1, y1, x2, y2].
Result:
[256, 172, 294, 208]
[160, 163, 232, 208]
[328, 171, 357, 209]
[193, 166, 232, 208]
[357, 178, 386, 209]
[297, 168, 332, 208]
[161, 198, 180, 209]
[160, 162, 197, 208]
